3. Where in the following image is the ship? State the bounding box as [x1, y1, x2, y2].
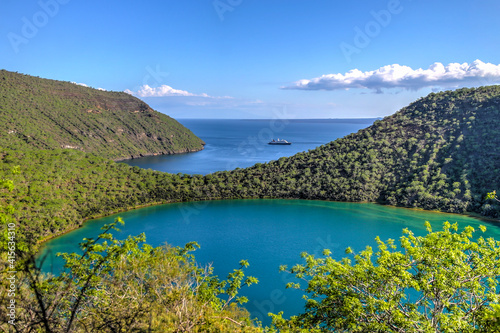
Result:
[268, 138, 292, 145]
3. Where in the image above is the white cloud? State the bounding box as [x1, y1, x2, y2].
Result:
[283, 60, 500, 93]
[125, 84, 230, 99]
[71, 81, 88, 87]
[125, 84, 196, 97]
[71, 81, 106, 91]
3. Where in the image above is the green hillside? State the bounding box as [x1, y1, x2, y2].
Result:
[2, 84, 500, 333]
[214, 86, 500, 216]
[0, 70, 204, 160]
[1, 86, 499, 249]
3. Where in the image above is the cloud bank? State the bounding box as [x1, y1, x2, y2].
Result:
[125, 84, 230, 99]
[283, 60, 500, 93]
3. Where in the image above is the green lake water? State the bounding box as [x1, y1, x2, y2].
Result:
[38, 199, 499, 326]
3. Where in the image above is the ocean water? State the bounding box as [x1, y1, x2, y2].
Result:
[121, 118, 377, 175]
[38, 200, 494, 327]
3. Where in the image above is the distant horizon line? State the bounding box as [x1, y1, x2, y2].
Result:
[175, 117, 383, 120]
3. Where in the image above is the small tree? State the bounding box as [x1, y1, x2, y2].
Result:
[486, 191, 499, 203]
[271, 222, 500, 332]
[11, 219, 260, 332]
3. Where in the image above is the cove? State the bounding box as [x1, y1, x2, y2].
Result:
[38, 199, 499, 326]
[121, 118, 377, 175]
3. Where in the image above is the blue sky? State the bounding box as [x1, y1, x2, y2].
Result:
[1, 0, 500, 118]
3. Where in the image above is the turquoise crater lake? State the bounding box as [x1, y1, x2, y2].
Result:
[38, 199, 497, 326]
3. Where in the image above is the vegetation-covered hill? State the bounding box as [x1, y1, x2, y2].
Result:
[218, 86, 500, 216]
[0, 70, 204, 160]
[1, 83, 500, 332]
[1, 86, 499, 249]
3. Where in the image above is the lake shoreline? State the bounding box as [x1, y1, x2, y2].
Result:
[37, 197, 500, 327]
[36, 196, 500, 253]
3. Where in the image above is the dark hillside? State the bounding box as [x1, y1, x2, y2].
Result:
[0, 70, 204, 159]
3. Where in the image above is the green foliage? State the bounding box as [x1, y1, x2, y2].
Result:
[4, 219, 261, 332]
[271, 222, 500, 332]
[207, 86, 500, 217]
[2, 77, 500, 332]
[487, 191, 499, 202]
[0, 70, 204, 160]
[481, 304, 500, 332]
[2, 86, 500, 250]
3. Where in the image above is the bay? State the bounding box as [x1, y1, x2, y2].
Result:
[121, 118, 377, 175]
[38, 199, 496, 326]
